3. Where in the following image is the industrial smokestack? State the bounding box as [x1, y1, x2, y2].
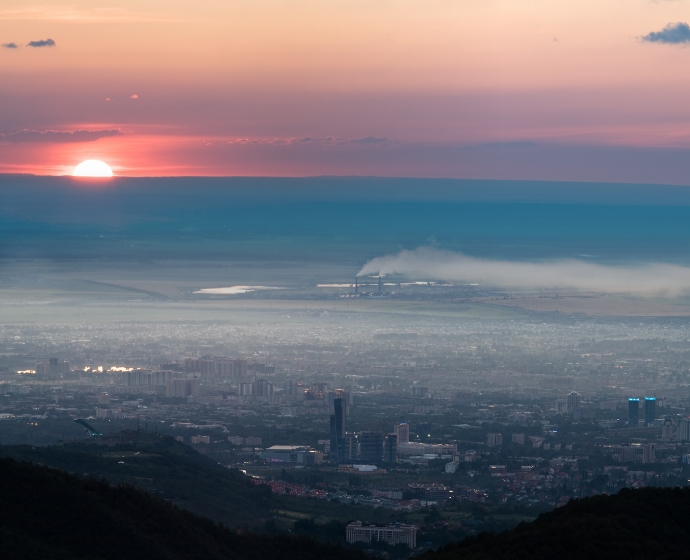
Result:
[355, 276, 358, 294]
[378, 275, 382, 295]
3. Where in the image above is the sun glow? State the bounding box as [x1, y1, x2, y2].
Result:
[72, 160, 113, 177]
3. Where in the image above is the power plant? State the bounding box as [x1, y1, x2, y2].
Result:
[350, 275, 390, 298]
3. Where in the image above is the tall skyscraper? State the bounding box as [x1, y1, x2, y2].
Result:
[384, 433, 398, 463]
[644, 397, 656, 426]
[254, 378, 274, 397]
[679, 418, 690, 442]
[49, 358, 58, 376]
[200, 359, 216, 378]
[234, 359, 248, 377]
[344, 432, 358, 462]
[566, 391, 581, 414]
[394, 422, 410, 444]
[628, 398, 640, 427]
[330, 397, 346, 463]
[165, 378, 199, 398]
[359, 431, 383, 464]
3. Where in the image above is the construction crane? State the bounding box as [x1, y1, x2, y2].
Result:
[74, 418, 103, 437]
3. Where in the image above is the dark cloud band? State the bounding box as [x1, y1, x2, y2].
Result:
[27, 38, 56, 47]
[350, 136, 388, 144]
[2, 42, 18, 49]
[0, 129, 121, 144]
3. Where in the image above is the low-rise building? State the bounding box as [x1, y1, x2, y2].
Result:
[228, 436, 262, 446]
[610, 443, 655, 464]
[262, 445, 323, 464]
[464, 450, 478, 462]
[397, 442, 458, 457]
[346, 521, 417, 548]
[338, 464, 386, 475]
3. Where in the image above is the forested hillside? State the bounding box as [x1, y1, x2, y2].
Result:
[0, 433, 388, 530]
[421, 486, 690, 560]
[0, 457, 361, 560]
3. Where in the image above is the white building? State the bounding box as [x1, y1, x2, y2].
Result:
[659, 418, 690, 442]
[346, 522, 417, 548]
[464, 450, 478, 462]
[165, 378, 199, 398]
[508, 413, 527, 425]
[680, 419, 690, 442]
[394, 422, 410, 444]
[556, 399, 568, 415]
[566, 392, 581, 414]
[238, 382, 253, 396]
[397, 442, 457, 457]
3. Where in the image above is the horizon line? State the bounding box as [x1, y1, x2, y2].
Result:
[2, 173, 690, 189]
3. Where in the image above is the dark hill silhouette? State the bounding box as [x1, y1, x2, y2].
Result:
[0, 432, 389, 530]
[0, 457, 361, 560]
[421, 486, 690, 560]
[0, 432, 271, 528]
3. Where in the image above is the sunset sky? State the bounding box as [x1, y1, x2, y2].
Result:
[3, 0, 690, 180]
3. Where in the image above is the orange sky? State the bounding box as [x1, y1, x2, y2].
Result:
[2, 0, 690, 179]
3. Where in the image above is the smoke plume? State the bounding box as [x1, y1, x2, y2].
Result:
[358, 247, 690, 295]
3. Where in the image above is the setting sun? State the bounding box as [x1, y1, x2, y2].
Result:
[72, 160, 113, 177]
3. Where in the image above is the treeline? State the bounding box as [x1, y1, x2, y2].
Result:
[421, 486, 690, 560]
[0, 434, 274, 528]
[0, 457, 362, 560]
[0, 435, 391, 531]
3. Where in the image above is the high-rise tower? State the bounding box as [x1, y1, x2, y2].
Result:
[384, 433, 398, 463]
[566, 391, 581, 414]
[394, 422, 410, 444]
[359, 431, 384, 464]
[644, 397, 656, 426]
[329, 397, 346, 463]
[628, 398, 640, 427]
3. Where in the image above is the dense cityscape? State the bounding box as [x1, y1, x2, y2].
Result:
[3, 310, 690, 551]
